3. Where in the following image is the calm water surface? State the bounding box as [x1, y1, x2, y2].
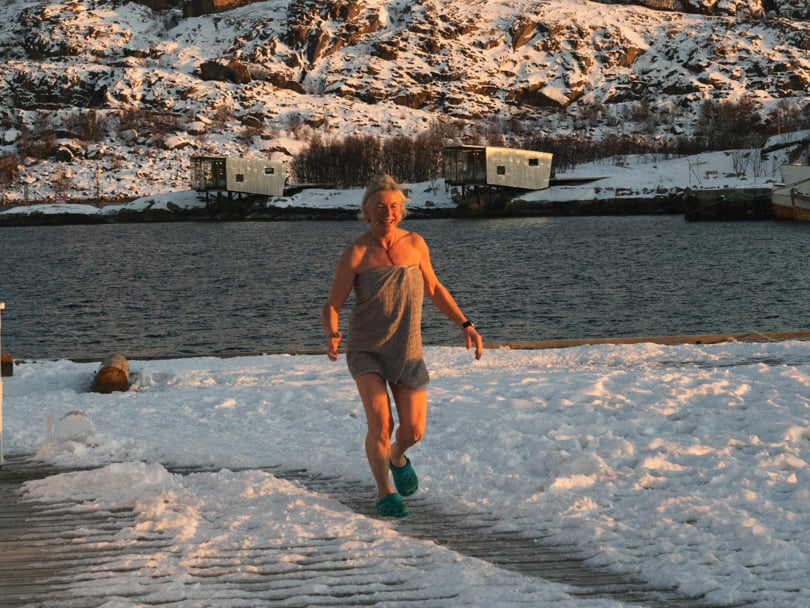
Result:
[1, 216, 808, 359]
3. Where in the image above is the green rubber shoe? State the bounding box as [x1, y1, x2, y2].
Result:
[390, 456, 419, 497]
[376, 492, 409, 517]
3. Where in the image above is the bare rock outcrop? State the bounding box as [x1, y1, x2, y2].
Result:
[199, 58, 252, 84]
[285, 0, 387, 66]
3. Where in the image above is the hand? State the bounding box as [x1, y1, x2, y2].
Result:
[326, 332, 342, 361]
[463, 325, 483, 360]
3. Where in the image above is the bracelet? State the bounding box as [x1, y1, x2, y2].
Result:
[462, 320, 474, 329]
[327, 331, 342, 339]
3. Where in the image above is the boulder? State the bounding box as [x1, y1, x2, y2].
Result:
[199, 59, 252, 84]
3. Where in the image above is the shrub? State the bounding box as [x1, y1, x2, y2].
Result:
[292, 134, 381, 188]
[66, 110, 109, 143]
[118, 108, 180, 139]
[0, 153, 20, 187]
[696, 96, 765, 150]
[292, 121, 451, 187]
[17, 112, 56, 160]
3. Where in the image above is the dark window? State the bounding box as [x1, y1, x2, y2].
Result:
[496, 165, 506, 175]
[529, 158, 539, 166]
[264, 167, 275, 175]
[235, 174, 245, 182]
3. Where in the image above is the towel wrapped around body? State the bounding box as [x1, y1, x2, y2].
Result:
[346, 265, 429, 388]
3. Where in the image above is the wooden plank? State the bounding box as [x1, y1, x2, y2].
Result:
[1, 456, 754, 608]
[487, 329, 810, 350]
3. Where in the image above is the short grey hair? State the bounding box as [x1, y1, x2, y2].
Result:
[359, 174, 408, 221]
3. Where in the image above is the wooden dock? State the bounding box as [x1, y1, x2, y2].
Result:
[485, 329, 810, 351]
[0, 453, 753, 607]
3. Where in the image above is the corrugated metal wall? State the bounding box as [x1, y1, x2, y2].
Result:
[485, 147, 553, 190]
[225, 158, 285, 197]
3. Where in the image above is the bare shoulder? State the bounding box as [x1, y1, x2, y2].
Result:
[402, 230, 429, 251]
[339, 237, 370, 270]
[404, 231, 436, 274]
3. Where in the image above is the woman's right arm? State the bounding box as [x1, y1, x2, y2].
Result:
[321, 247, 357, 361]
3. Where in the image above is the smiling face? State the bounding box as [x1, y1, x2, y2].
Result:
[363, 189, 404, 234]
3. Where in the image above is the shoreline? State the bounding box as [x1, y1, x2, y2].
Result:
[0, 196, 688, 226]
[0, 184, 779, 226]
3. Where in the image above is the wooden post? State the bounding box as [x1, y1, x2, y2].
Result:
[0, 302, 5, 467]
[94, 353, 129, 393]
[1, 353, 12, 377]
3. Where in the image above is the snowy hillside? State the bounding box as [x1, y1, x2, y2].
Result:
[0, 0, 807, 204]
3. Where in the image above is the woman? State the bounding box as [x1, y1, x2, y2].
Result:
[322, 174, 483, 517]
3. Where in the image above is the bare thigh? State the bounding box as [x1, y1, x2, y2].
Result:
[355, 373, 394, 437]
[390, 382, 428, 443]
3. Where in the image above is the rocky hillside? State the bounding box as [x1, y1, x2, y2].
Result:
[0, 0, 807, 203]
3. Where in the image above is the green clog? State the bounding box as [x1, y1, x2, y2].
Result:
[376, 492, 409, 517]
[390, 456, 419, 497]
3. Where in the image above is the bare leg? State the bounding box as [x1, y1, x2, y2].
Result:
[389, 383, 427, 468]
[355, 373, 396, 498]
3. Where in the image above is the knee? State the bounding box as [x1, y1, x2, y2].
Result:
[367, 419, 392, 443]
[398, 426, 424, 446]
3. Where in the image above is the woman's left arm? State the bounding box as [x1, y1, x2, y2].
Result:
[417, 236, 483, 360]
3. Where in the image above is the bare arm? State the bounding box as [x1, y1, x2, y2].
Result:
[321, 246, 357, 361]
[416, 235, 483, 360]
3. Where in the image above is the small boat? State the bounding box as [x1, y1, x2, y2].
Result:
[772, 163, 810, 221]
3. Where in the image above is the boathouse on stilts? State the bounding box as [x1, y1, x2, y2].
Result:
[191, 156, 286, 217]
[443, 145, 553, 214]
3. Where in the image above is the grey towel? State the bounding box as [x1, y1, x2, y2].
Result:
[346, 265, 429, 387]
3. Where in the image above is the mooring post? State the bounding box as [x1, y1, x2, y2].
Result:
[0, 302, 4, 468]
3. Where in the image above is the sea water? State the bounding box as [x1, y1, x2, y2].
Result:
[1, 216, 808, 359]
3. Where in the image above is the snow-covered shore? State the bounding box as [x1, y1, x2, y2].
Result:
[4, 339, 810, 606]
[2, 140, 804, 225]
